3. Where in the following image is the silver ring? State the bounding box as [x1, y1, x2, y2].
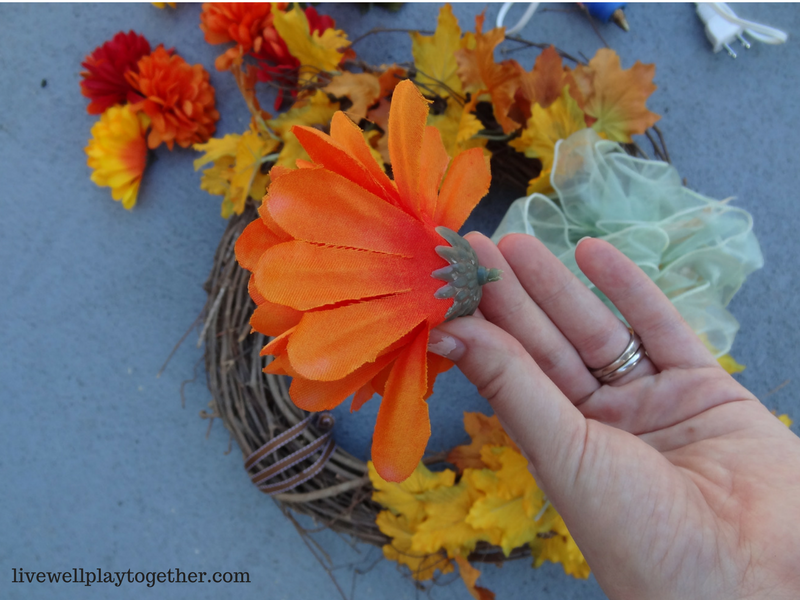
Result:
[590, 327, 646, 384]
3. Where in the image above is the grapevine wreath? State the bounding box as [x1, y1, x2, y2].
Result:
[81, 4, 785, 598]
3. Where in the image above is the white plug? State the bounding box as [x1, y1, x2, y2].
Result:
[696, 3, 745, 57]
[696, 3, 788, 59]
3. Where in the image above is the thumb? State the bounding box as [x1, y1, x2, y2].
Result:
[430, 316, 587, 495]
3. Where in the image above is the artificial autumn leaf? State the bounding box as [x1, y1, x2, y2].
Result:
[427, 94, 488, 161]
[571, 49, 659, 143]
[455, 14, 521, 133]
[376, 511, 453, 581]
[513, 45, 588, 123]
[368, 461, 455, 525]
[323, 72, 382, 122]
[717, 354, 745, 374]
[410, 4, 464, 98]
[531, 514, 591, 579]
[510, 86, 588, 195]
[366, 97, 391, 164]
[267, 90, 339, 168]
[272, 4, 350, 84]
[448, 412, 518, 470]
[377, 65, 407, 98]
[412, 481, 489, 557]
[454, 556, 495, 600]
[194, 130, 278, 217]
[236, 81, 494, 482]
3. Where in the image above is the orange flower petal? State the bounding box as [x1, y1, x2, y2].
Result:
[292, 124, 396, 203]
[235, 218, 284, 271]
[388, 80, 429, 214]
[425, 352, 455, 399]
[248, 274, 266, 305]
[290, 350, 400, 412]
[250, 300, 303, 337]
[434, 147, 491, 232]
[329, 111, 399, 203]
[351, 381, 376, 413]
[287, 293, 427, 381]
[266, 168, 429, 257]
[257, 200, 292, 242]
[255, 241, 413, 311]
[371, 325, 431, 482]
[418, 125, 450, 220]
[259, 326, 295, 357]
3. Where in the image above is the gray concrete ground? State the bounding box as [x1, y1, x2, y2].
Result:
[1, 3, 798, 599]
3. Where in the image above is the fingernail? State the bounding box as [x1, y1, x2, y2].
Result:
[427, 329, 466, 361]
[576, 236, 592, 247]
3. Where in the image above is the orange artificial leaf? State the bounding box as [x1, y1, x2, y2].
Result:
[571, 49, 660, 143]
[455, 556, 495, 600]
[455, 14, 522, 133]
[235, 80, 497, 482]
[323, 71, 382, 122]
[448, 412, 519, 470]
[514, 45, 583, 122]
[377, 65, 407, 98]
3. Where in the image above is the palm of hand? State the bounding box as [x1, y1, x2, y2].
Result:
[434, 233, 800, 600]
[577, 370, 800, 600]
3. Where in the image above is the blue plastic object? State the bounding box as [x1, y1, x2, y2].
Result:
[584, 2, 626, 23]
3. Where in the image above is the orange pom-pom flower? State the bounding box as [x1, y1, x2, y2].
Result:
[80, 30, 152, 115]
[199, 2, 274, 71]
[235, 80, 496, 482]
[126, 46, 220, 150]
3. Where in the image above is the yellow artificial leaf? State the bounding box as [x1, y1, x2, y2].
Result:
[376, 511, 453, 581]
[448, 412, 518, 471]
[363, 128, 386, 169]
[194, 133, 241, 170]
[454, 14, 522, 133]
[273, 4, 350, 84]
[323, 72, 382, 122]
[467, 493, 548, 556]
[526, 169, 553, 195]
[268, 90, 339, 168]
[465, 446, 553, 556]
[412, 481, 489, 557]
[368, 461, 456, 525]
[198, 157, 234, 197]
[511, 86, 587, 170]
[227, 129, 279, 216]
[410, 4, 464, 98]
[510, 86, 587, 195]
[427, 96, 488, 162]
[454, 556, 495, 600]
[717, 354, 745, 374]
[531, 515, 590, 579]
[778, 414, 793, 427]
[572, 49, 660, 143]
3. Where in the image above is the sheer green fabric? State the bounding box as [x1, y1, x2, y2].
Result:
[491, 129, 763, 357]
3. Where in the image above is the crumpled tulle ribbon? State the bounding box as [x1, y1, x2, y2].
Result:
[492, 129, 763, 357]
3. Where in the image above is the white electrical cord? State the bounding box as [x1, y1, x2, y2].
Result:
[696, 3, 787, 56]
[496, 2, 540, 36]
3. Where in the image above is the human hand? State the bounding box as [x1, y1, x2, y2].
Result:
[429, 233, 800, 600]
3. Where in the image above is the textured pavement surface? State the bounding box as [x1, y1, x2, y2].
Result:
[2, 3, 798, 599]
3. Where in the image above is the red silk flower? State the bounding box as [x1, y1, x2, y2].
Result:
[80, 31, 152, 115]
[235, 80, 495, 482]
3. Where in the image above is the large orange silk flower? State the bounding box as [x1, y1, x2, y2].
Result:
[235, 80, 492, 482]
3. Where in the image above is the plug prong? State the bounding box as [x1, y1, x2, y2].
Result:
[723, 43, 737, 58]
[737, 33, 751, 49]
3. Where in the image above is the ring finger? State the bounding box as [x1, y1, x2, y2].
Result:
[497, 234, 658, 395]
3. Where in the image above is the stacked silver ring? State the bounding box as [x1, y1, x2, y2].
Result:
[590, 327, 646, 384]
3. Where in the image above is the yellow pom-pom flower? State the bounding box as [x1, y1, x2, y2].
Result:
[85, 105, 149, 209]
